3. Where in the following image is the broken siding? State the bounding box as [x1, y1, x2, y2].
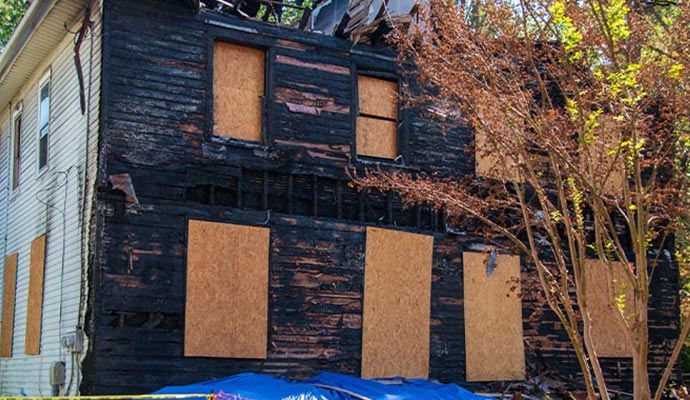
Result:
[86, 204, 474, 393]
[84, 1, 466, 393]
[84, 0, 679, 394]
[0, 2, 102, 395]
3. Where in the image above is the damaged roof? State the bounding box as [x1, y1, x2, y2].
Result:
[197, 0, 419, 45]
[0, 0, 417, 110]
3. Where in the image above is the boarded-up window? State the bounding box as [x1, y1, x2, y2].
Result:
[463, 252, 525, 381]
[361, 227, 433, 378]
[357, 76, 398, 159]
[585, 259, 633, 357]
[26, 235, 46, 355]
[582, 116, 625, 196]
[213, 42, 265, 142]
[475, 130, 521, 181]
[1, 254, 18, 358]
[185, 220, 269, 358]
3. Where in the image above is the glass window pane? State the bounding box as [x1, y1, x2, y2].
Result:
[38, 135, 48, 170]
[12, 115, 21, 189]
[39, 82, 50, 134]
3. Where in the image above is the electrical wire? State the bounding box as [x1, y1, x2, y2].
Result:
[0, 0, 95, 395]
[34, 166, 78, 371]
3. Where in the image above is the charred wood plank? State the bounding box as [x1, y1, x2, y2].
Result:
[287, 174, 294, 214]
[336, 180, 343, 219]
[312, 175, 318, 217]
[236, 167, 243, 209]
[263, 170, 269, 210]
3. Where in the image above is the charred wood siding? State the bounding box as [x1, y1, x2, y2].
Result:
[82, 0, 679, 394]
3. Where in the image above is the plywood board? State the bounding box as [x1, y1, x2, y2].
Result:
[213, 41, 265, 142]
[585, 259, 634, 357]
[475, 130, 520, 182]
[356, 116, 397, 159]
[584, 116, 625, 196]
[358, 76, 398, 120]
[464, 252, 525, 381]
[215, 91, 263, 142]
[185, 220, 269, 358]
[1, 254, 18, 358]
[361, 227, 433, 378]
[25, 235, 46, 355]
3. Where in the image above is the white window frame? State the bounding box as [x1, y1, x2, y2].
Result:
[37, 70, 51, 173]
[10, 102, 23, 193]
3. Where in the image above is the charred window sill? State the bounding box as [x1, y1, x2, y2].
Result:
[208, 135, 272, 154]
[354, 156, 417, 172]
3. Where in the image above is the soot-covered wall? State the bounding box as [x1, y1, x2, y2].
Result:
[81, 0, 679, 394]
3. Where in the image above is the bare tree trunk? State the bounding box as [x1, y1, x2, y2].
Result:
[582, 310, 611, 400]
[574, 332, 600, 400]
[634, 350, 652, 400]
[634, 292, 652, 400]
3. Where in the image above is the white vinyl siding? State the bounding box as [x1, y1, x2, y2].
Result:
[0, 1, 102, 395]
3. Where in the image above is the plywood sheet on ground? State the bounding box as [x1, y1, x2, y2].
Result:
[185, 220, 269, 358]
[585, 259, 634, 357]
[26, 235, 46, 355]
[361, 227, 433, 379]
[1, 254, 18, 357]
[464, 252, 524, 381]
[214, 42, 264, 142]
[358, 75, 398, 120]
[356, 116, 397, 159]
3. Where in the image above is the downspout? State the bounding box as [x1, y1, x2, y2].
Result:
[75, 0, 99, 394]
[72, 0, 94, 115]
[77, 0, 93, 344]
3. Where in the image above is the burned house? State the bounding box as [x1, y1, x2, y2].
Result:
[0, 0, 680, 395]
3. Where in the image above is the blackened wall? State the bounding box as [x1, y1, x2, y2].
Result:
[81, 0, 680, 394]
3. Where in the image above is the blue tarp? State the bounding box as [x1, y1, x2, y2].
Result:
[153, 372, 491, 400]
[152, 373, 333, 400]
[308, 372, 488, 400]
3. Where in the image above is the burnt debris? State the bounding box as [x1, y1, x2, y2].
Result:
[196, 0, 419, 44]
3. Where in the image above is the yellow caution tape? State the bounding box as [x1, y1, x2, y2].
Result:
[0, 394, 215, 400]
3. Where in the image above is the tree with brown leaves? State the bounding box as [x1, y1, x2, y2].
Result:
[353, 1, 690, 399]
